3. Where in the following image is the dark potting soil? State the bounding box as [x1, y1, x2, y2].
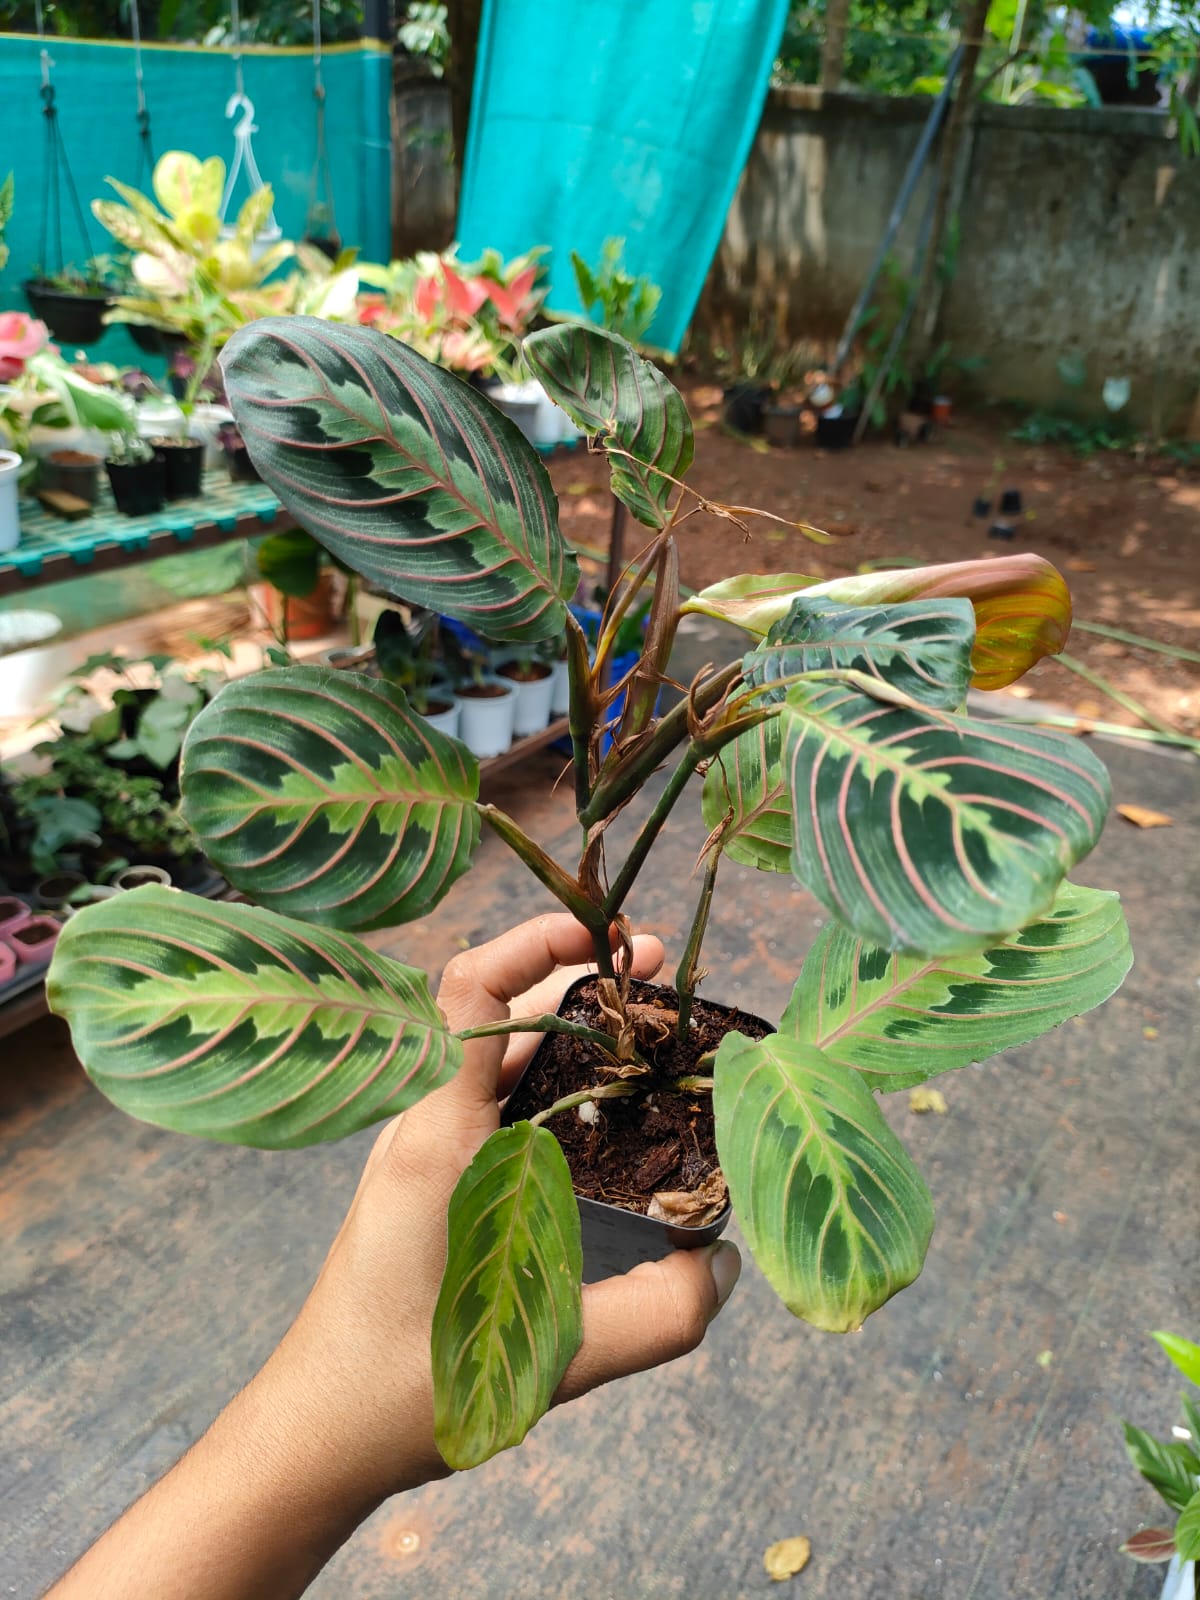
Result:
[458, 683, 510, 699]
[498, 661, 552, 683]
[504, 977, 773, 1215]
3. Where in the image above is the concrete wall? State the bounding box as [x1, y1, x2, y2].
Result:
[699, 86, 1200, 433]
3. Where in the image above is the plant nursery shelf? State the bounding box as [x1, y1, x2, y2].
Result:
[0, 481, 294, 596]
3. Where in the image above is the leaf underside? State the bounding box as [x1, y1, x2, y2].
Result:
[46, 886, 460, 1148]
[433, 1123, 583, 1469]
[780, 681, 1111, 956]
[713, 1030, 933, 1332]
[524, 322, 693, 529]
[783, 881, 1132, 1090]
[182, 666, 481, 931]
[220, 316, 578, 643]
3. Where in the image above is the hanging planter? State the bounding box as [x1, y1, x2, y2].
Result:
[23, 279, 113, 347]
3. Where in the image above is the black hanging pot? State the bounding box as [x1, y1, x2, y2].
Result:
[127, 324, 191, 359]
[23, 279, 113, 346]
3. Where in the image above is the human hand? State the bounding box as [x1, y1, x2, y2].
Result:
[252, 914, 742, 1517]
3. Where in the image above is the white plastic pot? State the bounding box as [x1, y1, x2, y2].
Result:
[453, 676, 516, 758]
[419, 695, 460, 739]
[0, 450, 23, 552]
[1162, 1555, 1196, 1600]
[136, 397, 186, 441]
[497, 659, 555, 735]
[188, 404, 236, 468]
[550, 656, 570, 716]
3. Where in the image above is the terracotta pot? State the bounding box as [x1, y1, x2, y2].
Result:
[256, 571, 338, 642]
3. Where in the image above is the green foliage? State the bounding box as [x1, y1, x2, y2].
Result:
[398, 2, 450, 75]
[1119, 1331, 1200, 1564]
[47, 318, 1130, 1471]
[570, 237, 663, 345]
[0, 1, 363, 43]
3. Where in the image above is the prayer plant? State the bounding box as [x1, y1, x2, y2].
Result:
[47, 317, 1132, 1471]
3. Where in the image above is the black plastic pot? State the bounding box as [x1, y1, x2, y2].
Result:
[816, 409, 860, 450]
[40, 449, 102, 504]
[722, 382, 770, 435]
[221, 433, 261, 483]
[302, 232, 342, 261]
[1000, 488, 1023, 515]
[503, 975, 773, 1281]
[988, 520, 1017, 541]
[23, 279, 113, 346]
[152, 437, 204, 501]
[764, 403, 802, 449]
[105, 454, 167, 517]
[972, 496, 992, 519]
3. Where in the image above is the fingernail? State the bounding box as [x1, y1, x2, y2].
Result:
[706, 1241, 741, 1313]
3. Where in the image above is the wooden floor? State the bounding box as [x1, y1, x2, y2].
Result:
[2, 689, 1197, 1598]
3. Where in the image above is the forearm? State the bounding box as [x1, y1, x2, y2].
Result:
[45, 1356, 387, 1600]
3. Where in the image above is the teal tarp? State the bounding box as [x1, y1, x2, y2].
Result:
[0, 37, 390, 362]
[457, 0, 788, 354]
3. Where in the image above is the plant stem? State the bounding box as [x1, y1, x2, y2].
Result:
[674, 848, 720, 1039]
[593, 532, 665, 680]
[664, 1076, 714, 1093]
[564, 611, 594, 814]
[601, 740, 707, 921]
[1057, 651, 1186, 743]
[528, 1081, 638, 1128]
[1072, 619, 1200, 666]
[479, 805, 613, 975]
[456, 1015, 623, 1054]
[580, 661, 742, 829]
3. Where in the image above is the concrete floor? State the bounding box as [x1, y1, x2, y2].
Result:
[2, 681, 1197, 1598]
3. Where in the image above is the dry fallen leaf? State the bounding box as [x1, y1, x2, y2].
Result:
[908, 1087, 948, 1115]
[1143, 1026, 1160, 1040]
[647, 1169, 728, 1227]
[1117, 804, 1173, 829]
[1072, 697, 1104, 719]
[1065, 558, 1097, 572]
[764, 1537, 812, 1582]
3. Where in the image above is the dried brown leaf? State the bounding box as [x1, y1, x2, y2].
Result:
[764, 1536, 812, 1581]
[1116, 804, 1173, 829]
[647, 1170, 728, 1227]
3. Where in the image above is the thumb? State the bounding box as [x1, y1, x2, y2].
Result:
[554, 1242, 742, 1404]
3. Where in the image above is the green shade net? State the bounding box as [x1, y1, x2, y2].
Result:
[456, 0, 789, 354]
[0, 35, 390, 365]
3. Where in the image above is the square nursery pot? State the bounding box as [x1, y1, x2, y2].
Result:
[7, 915, 61, 965]
[40, 449, 102, 504]
[0, 895, 31, 937]
[106, 454, 167, 516]
[503, 975, 774, 1281]
[152, 437, 205, 501]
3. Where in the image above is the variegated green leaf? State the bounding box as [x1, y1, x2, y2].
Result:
[713, 1031, 933, 1331]
[524, 323, 693, 528]
[182, 667, 480, 932]
[701, 716, 790, 873]
[46, 886, 458, 1149]
[220, 317, 578, 643]
[1153, 1331, 1200, 1389]
[746, 596, 976, 711]
[683, 554, 1072, 690]
[1177, 1491, 1200, 1562]
[433, 1123, 583, 1469]
[780, 681, 1111, 956]
[1123, 1423, 1200, 1513]
[782, 882, 1131, 1090]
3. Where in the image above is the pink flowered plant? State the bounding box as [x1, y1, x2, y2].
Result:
[0, 311, 51, 381]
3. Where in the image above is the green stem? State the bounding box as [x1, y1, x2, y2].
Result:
[1057, 650, 1185, 743]
[664, 1075, 714, 1093]
[479, 805, 612, 976]
[1072, 619, 1200, 666]
[580, 661, 742, 829]
[602, 741, 707, 921]
[674, 849, 720, 1039]
[456, 1015, 622, 1054]
[528, 1081, 639, 1128]
[593, 532, 664, 680]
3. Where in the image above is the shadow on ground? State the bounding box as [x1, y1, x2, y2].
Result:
[2, 690, 1197, 1598]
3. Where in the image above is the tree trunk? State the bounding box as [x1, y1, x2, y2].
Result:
[820, 0, 852, 89]
[906, 0, 990, 370]
[445, 0, 484, 169]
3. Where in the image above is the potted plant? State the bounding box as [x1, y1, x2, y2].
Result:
[49, 317, 1131, 1474]
[150, 434, 205, 501]
[39, 447, 102, 504]
[373, 608, 459, 737]
[23, 262, 118, 347]
[496, 649, 555, 735]
[1119, 1332, 1200, 1599]
[104, 430, 166, 516]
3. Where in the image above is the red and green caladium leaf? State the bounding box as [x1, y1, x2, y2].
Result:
[683, 554, 1072, 690]
[433, 1123, 583, 1469]
[781, 881, 1131, 1091]
[713, 1030, 933, 1331]
[46, 886, 460, 1149]
[703, 597, 976, 874]
[182, 666, 480, 932]
[220, 316, 578, 644]
[779, 681, 1111, 956]
[523, 323, 693, 529]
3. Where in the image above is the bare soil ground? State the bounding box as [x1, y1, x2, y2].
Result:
[548, 389, 1200, 739]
